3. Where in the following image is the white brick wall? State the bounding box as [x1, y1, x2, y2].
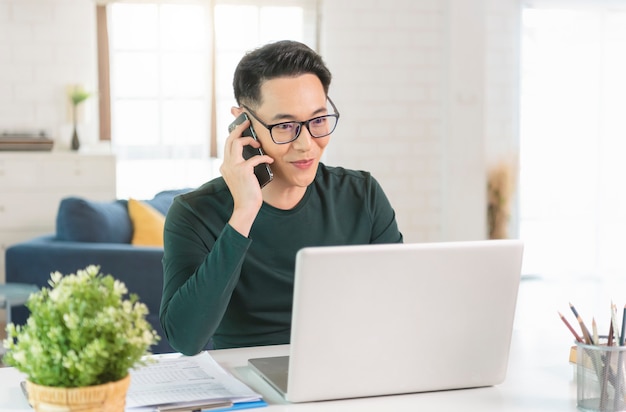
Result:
[485, 0, 521, 238]
[0, 0, 98, 149]
[322, 0, 520, 242]
[0, 0, 521, 243]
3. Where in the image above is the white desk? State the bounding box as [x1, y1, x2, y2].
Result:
[0, 277, 592, 411]
[0, 332, 577, 411]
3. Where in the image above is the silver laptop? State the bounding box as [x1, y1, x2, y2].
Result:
[248, 239, 524, 403]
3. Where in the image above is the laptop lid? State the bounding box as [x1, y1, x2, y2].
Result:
[249, 239, 524, 403]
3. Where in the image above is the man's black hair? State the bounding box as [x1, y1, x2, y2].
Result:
[233, 40, 332, 107]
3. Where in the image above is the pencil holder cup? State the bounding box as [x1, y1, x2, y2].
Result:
[576, 342, 626, 412]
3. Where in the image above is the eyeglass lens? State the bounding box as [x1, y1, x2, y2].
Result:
[271, 116, 338, 143]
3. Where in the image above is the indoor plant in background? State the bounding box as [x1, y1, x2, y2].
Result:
[487, 158, 517, 239]
[2, 265, 159, 412]
[68, 85, 92, 151]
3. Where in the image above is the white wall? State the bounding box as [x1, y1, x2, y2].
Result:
[0, 0, 99, 150]
[0, 0, 521, 243]
[321, 0, 520, 242]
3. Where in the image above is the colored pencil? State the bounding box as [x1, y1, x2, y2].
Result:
[612, 303, 621, 345]
[621, 305, 626, 346]
[558, 311, 583, 343]
[578, 315, 593, 345]
[592, 318, 599, 345]
[616, 305, 626, 410]
[570, 303, 593, 344]
[601, 322, 615, 410]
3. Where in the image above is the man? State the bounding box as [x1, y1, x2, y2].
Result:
[159, 40, 403, 355]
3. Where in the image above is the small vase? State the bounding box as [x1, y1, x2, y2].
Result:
[25, 374, 131, 412]
[71, 126, 80, 151]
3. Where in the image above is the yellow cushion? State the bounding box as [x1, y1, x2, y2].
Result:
[128, 198, 165, 247]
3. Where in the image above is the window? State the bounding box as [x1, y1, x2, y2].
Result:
[213, 2, 317, 160]
[519, 2, 626, 279]
[106, 1, 318, 199]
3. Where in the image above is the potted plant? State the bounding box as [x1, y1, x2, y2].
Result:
[2, 265, 159, 412]
[487, 159, 517, 239]
[68, 85, 92, 151]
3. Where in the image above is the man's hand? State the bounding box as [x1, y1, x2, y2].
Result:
[220, 117, 274, 237]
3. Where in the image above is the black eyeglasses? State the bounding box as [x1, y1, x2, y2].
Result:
[242, 97, 340, 144]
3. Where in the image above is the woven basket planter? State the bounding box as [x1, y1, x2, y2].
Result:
[25, 375, 131, 412]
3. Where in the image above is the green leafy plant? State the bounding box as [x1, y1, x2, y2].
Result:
[2, 265, 159, 388]
[69, 85, 92, 107]
[68, 85, 92, 129]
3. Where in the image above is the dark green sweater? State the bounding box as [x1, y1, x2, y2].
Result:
[159, 164, 403, 354]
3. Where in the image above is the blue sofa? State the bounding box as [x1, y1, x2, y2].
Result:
[5, 188, 192, 354]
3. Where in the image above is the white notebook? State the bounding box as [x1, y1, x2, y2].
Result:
[248, 240, 524, 403]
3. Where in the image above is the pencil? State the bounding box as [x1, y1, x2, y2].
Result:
[617, 305, 626, 410]
[612, 303, 621, 345]
[570, 303, 593, 344]
[619, 305, 626, 346]
[593, 318, 599, 345]
[601, 322, 615, 410]
[578, 315, 593, 344]
[558, 311, 583, 343]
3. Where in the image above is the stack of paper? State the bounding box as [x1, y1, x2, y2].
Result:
[126, 352, 266, 411]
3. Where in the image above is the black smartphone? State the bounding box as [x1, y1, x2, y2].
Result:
[228, 113, 273, 188]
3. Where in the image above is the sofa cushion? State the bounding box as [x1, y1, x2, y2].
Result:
[56, 198, 132, 243]
[145, 189, 191, 215]
[128, 198, 165, 247]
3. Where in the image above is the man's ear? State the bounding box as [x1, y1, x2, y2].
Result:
[231, 106, 244, 117]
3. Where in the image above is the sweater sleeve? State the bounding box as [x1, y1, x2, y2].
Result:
[159, 196, 251, 355]
[368, 176, 404, 244]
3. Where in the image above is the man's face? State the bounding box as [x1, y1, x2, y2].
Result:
[248, 73, 331, 190]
